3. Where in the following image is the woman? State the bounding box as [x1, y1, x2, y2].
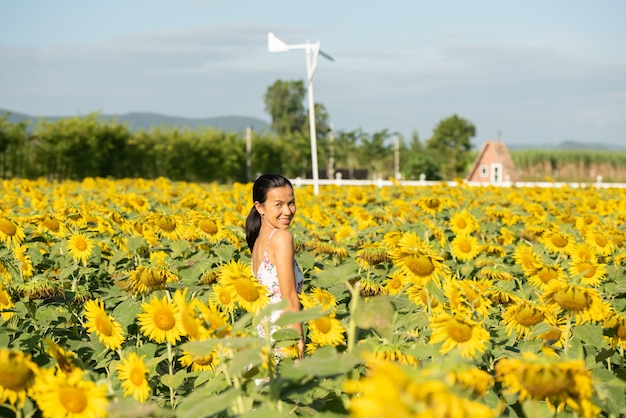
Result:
[245, 173, 305, 358]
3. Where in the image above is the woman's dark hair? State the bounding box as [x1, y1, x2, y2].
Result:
[245, 173, 293, 250]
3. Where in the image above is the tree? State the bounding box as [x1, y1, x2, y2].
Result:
[426, 114, 475, 179]
[263, 80, 307, 136]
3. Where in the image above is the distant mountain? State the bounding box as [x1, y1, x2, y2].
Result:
[0, 108, 271, 134]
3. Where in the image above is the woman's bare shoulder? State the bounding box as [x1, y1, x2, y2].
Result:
[270, 229, 294, 249]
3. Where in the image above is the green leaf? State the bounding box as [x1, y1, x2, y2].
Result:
[521, 399, 555, 418]
[126, 236, 147, 253]
[296, 251, 316, 270]
[353, 296, 395, 339]
[175, 387, 242, 417]
[573, 323, 603, 347]
[213, 245, 235, 262]
[113, 297, 142, 329]
[315, 262, 359, 287]
[281, 349, 360, 378]
[275, 306, 328, 327]
[161, 369, 188, 389]
[169, 240, 189, 259]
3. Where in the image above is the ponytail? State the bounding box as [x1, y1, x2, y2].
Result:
[245, 206, 262, 250]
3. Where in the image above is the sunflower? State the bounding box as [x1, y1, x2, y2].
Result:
[218, 260, 269, 313]
[36, 213, 69, 238]
[406, 284, 441, 313]
[476, 265, 514, 282]
[444, 279, 492, 318]
[513, 244, 541, 275]
[542, 281, 607, 324]
[382, 270, 406, 295]
[429, 312, 490, 359]
[299, 287, 338, 311]
[117, 352, 151, 403]
[44, 339, 79, 374]
[448, 365, 494, 397]
[172, 289, 207, 340]
[66, 233, 95, 264]
[345, 358, 495, 418]
[497, 226, 516, 245]
[603, 311, 626, 349]
[146, 213, 186, 241]
[496, 353, 599, 418]
[32, 368, 109, 418]
[334, 223, 356, 242]
[308, 314, 346, 347]
[356, 276, 383, 297]
[448, 209, 479, 235]
[450, 234, 481, 262]
[128, 266, 178, 294]
[370, 344, 419, 366]
[540, 229, 574, 254]
[355, 243, 389, 269]
[83, 299, 125, 350]
[502, 300, 558, 339]
[527, 262, 567, 290]
[389, 232, 450, 286]
[208, 283, 238, 313]
[0, 283, 15, 321]
[13, 245, 34, 279]
[0, 348, 39, 408]
[197, 302, 231, 338]
[137, 295, 185, 345]
[192, 212, 227, 244]
[584, 228, 615, 256]
[0, 216, 25, 248]
[179, 349, 220, 372]
[568, 258, 607, 286]
[568, 242, 598, 262]
[416, 196, 450, 216]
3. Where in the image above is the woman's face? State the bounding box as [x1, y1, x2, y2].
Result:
[257, 185, 296, 229]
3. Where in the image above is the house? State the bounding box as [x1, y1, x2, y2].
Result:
[466, 140, 519, 184]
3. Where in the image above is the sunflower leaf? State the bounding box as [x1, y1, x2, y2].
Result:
[176, 387, 243, 417]
[353, 296, 395, 339]
[573, 323, 603, 347]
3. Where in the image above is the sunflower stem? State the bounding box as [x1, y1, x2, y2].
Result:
[346, 281, 360, 353]
[564, 315, 572, 357]
[166, 341, 177, 409]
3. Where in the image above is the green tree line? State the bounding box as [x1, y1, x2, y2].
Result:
[0, 111, 475, 183]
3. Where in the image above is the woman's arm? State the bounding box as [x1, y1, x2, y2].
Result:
[271, 229, 305, 357]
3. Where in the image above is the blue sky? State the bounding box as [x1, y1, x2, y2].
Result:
[1, 1, 625, 147]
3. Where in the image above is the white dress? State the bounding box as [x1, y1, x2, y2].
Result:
[254, 229, 304, 350]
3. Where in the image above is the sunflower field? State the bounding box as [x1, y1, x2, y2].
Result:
[2, 177, 626, 418]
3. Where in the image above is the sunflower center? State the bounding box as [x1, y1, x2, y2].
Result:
[314, 317, 332, 334]
[388, 277, 402, 290]
[445, 318, 473, 342]
[405, 254, 435, 277]
[576, 262, 596, 278]
[42, 217, 60, 232]
[520, 367, 570, 398]
[234, 278, 260, 302]
[536, 267, 558, 284]
[130, 367, 145, 386]
[140, 268, 168, 288]
[199, 220, 218, 235]
[550, 234, 568, 248]
[593, 234, 608, 247]
[153, 309, 176, 331]
[0, 362, 34, 390]
[515, 306, 544, 326]
[541, 327, 562, 342]
[75, 239, 88, 251]
[616, 324, 626, 339]
[59, 386, 88, 413]
[194, 355, 214, 366]
[157, 216, 176, 232]
[456, 219, 468, 229]
[0, 219, 17, 236]
[553, 287, 590, 311]
[95, 313, 114, 336]
[458, 241, 472, 253]
[218, 290, 232, 305]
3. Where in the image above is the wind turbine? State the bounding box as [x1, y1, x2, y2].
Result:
[268, 32, 334, 196]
